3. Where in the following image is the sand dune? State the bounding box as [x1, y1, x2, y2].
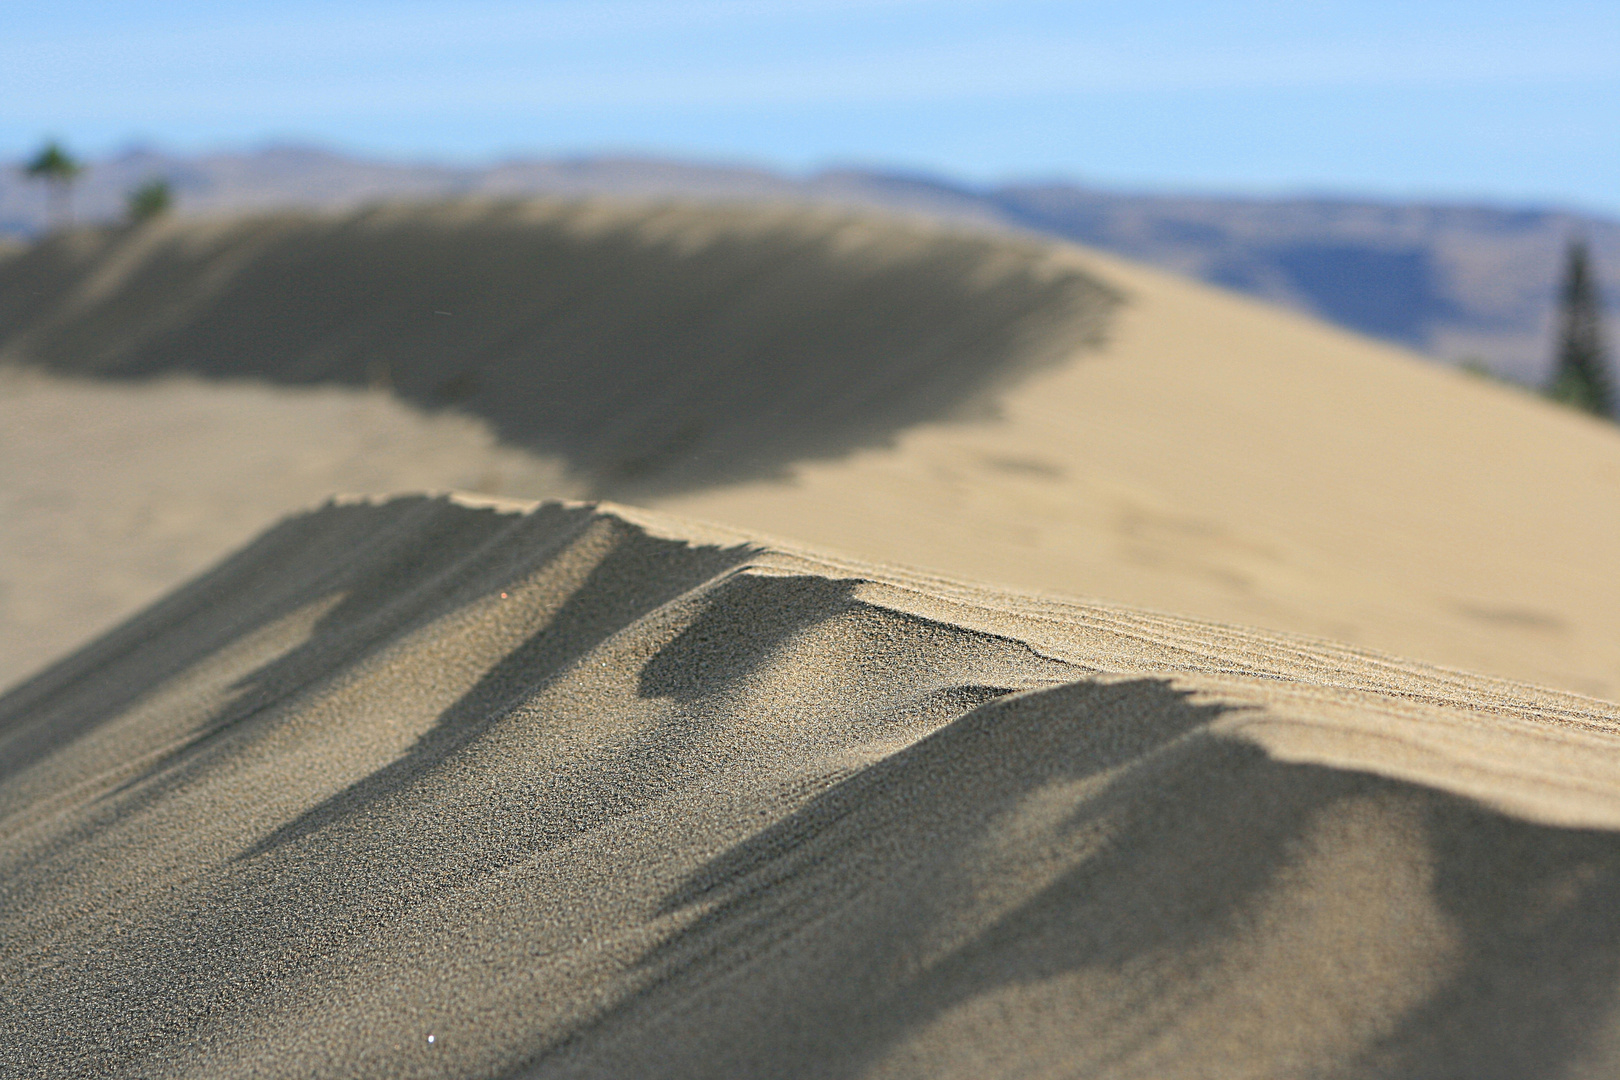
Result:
[5, 495, 1620, 1078]
[0, 200, 1111, 493]
[9, 199, 1620, 1076]
[661, 246, 1620, 699]
[5, 198, 1620, 700]
[0, 199, 1113, 689]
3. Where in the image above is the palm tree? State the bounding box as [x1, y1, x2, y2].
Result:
[24, 141, 84, 230]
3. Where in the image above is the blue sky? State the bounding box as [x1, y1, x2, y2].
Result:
[6, 0, 1619, 214]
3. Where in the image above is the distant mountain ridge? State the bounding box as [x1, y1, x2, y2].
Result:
[3, 144, 1615, 382]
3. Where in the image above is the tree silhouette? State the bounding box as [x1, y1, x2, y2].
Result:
[1545, 239, 1615, 418]
[126, 178, 173, 224]
[23, 140, 84, 230]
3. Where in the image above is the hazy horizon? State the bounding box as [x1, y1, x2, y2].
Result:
[9, 139, 1619, 223]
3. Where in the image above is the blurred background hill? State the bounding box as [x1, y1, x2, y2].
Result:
[4, 144, 1613, 385]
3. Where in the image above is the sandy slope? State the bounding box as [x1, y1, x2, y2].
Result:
[5, 495, 1620, 1078]
[3, 198, 1620, 700]
[0, 366, 566, 687]
[663, 245, 1620, 698]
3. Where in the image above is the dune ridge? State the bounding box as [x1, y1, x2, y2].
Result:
[6, 495, 1620, 1077]
[6, 196, 1620, 702]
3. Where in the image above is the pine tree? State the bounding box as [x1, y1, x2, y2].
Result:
[1545, 238, 1615, 417]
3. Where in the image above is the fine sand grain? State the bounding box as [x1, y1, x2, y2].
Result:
[5, 495, 1620, 1078]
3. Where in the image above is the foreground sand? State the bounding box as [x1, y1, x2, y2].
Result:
[4, 199, 1620, 700]
[5, 494, 1620, 1078]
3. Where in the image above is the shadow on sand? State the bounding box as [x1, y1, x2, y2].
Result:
[0, 201, 1117, 497]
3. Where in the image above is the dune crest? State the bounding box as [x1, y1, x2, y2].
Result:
[6, 496, 1620, 1077]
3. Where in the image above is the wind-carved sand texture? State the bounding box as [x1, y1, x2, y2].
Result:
[5, 495, 1620, 1078]
[5, 198, 1620, 701]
